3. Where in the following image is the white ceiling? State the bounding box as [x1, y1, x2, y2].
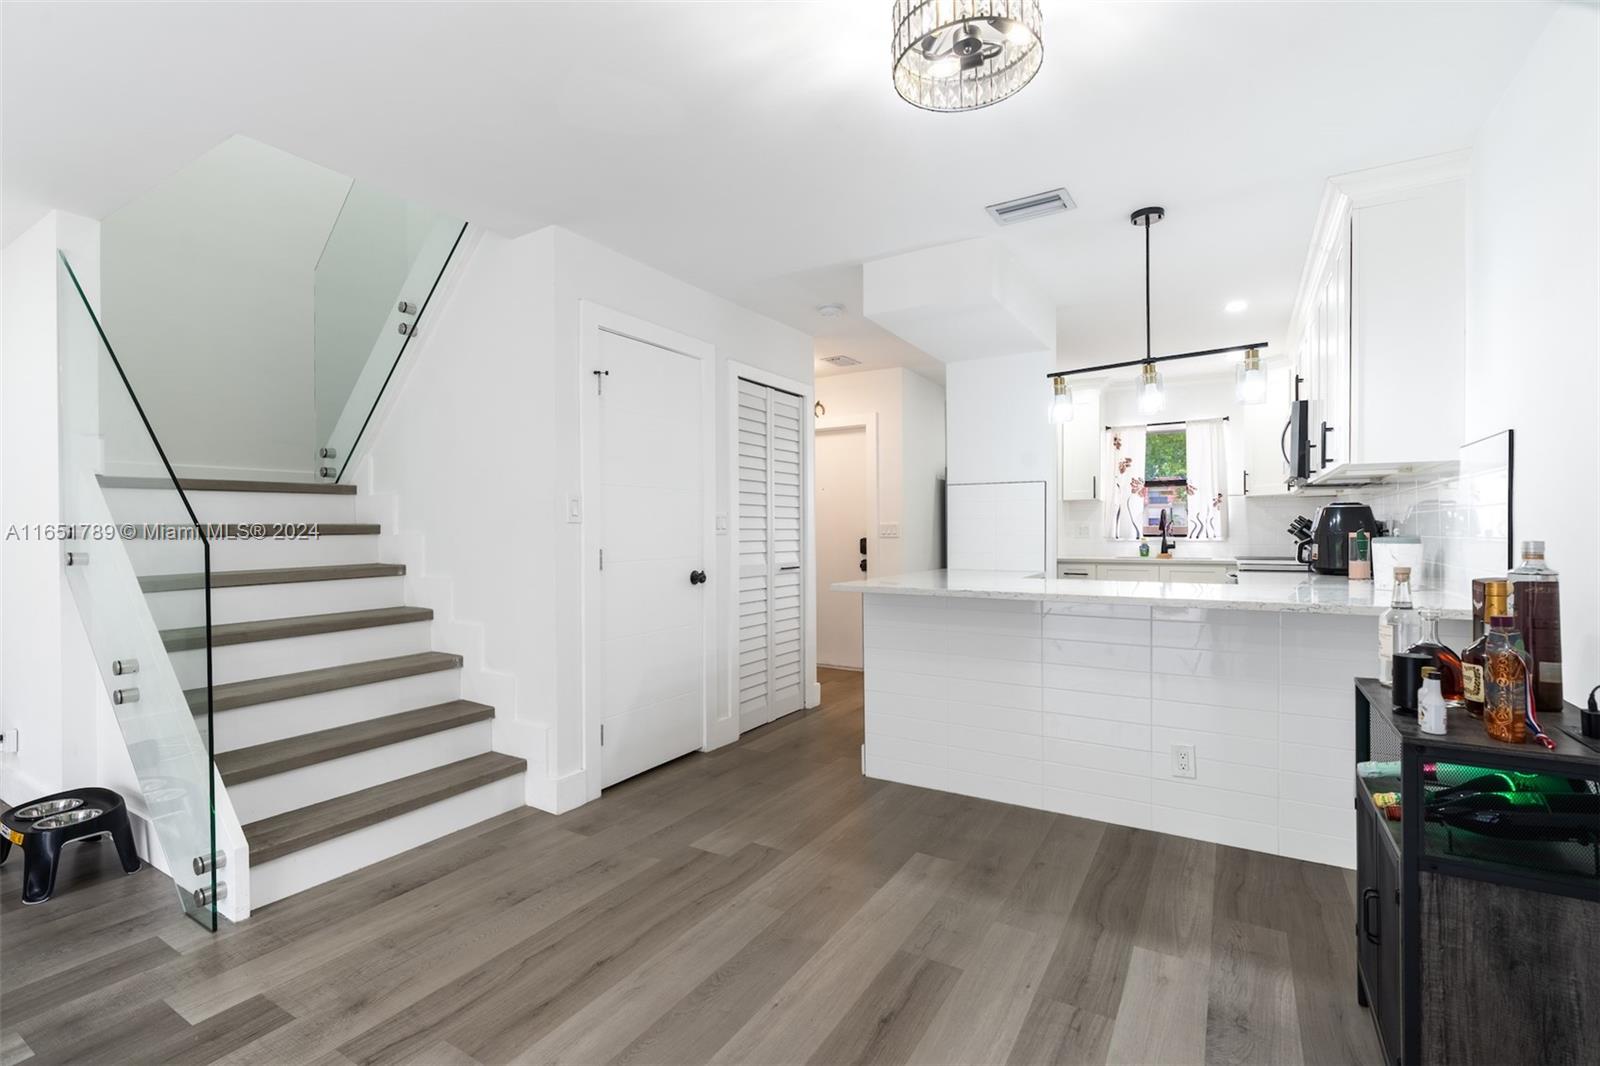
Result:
[3, 1, 1554, 383]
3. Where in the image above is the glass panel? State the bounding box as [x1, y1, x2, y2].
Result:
[57, 253, 218, 930]
[314, 183, 465, 480]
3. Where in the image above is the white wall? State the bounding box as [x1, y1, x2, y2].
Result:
[100, 136, 350, 480]
[353, 225, 813, 810]
[815, 367, 946, 577]
[1464, 2, 1599, 699]
[0, 212, 152, 817]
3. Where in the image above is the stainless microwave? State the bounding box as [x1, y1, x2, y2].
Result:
[1283, 398, 1311, 485]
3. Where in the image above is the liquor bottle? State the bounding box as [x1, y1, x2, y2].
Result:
[1509, 541, 1563, 716]
[1460, 579, 1509, 719]
[1482, 615, 1528, 744]
[1378, 566, 1418, 686]
[1418, 667, 1447, 735]
[1408, 609, 1464, 706]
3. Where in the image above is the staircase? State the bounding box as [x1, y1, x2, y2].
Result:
[109, 475, 525, 910]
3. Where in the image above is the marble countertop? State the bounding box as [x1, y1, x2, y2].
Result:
[833, 569, 1473, 619]
[1057, 555, 1238, 567]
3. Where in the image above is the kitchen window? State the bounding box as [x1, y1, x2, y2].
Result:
[1142, 427, 1188, 536]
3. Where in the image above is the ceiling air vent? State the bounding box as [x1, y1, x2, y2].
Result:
[985, 187, 1077, 226]
[820, 355, 862, 367]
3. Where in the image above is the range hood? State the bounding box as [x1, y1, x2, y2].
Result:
[1301, 458, 1461, 488]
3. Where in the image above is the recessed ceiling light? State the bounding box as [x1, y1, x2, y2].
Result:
[1224, 299, 1248, 314]
[817, 303, 845, 318]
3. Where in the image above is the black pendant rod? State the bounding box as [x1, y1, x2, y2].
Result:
[1046, 342, 1270, 379]
[1145, 216, 1152, 361]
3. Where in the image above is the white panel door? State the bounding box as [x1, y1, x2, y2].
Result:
[814, 425, 868, 671]
[737, 379, 807, 731]
[597, 329, 708, 788]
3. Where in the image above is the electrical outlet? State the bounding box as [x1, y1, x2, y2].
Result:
[715, 513, 729, 534]
[879, 524, 900, 539]
[0, 728, 17, 754]
[1171, 743, 1196, 778]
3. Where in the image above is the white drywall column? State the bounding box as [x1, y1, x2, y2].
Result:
[1465, 2, 1600, 697]
[945, 351, 1057, 562]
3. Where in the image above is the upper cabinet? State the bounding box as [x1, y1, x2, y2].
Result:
[1057, 389, 1102, 500]
[1289, 153, 1468, 482]
[1230, 363, 1295, 495]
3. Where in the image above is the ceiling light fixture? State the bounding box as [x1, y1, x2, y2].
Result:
[1045, 207, 1269, 421]
[1225, 299, 1248, 314]
[1048, 376, 1074, 424]
[817, 303, 845, 317]
[892, 1, 1044, 112]
[1235, 347, 1267, 404]
[1137, 361, 1166, 414]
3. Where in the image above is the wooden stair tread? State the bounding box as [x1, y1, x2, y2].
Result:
[243, 752, 525, 864]
[163, 606, 434, 652]
[190, 651, 463, 712]
[141, 562, 405, 593]
[215, 701, 494, 784]
[98, 474, 357, 495]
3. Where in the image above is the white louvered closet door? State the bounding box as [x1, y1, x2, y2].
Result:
[736, 379, 806, 733]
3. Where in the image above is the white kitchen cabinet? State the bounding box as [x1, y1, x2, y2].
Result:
[1056, 390, 1102, 500]
[1163, 565, 1235, 585]
[1094, 563, 1161, 581]
[1289, 156, 1466, 480]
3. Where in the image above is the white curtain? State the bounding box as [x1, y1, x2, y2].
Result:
[1102, 426, 1146, 540]
[1185, 418, 1229, 540]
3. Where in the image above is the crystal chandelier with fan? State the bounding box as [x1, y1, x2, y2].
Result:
[892, 1, 1044, 112]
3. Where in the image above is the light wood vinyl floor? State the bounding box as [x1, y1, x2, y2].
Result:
[0, 668, 1380, 1065]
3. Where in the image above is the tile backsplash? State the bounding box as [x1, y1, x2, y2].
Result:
[1058, 431, 1514, 593]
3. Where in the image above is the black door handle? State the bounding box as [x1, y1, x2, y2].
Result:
[1319, 422, 1333, 469]
[689, 570, 707, 585]
[1361, 888, 1381, 944]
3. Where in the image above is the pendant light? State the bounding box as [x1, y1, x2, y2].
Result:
[1045, 206, 1269, 419]
[1235, 347, 1267, 404]
[1048, 376, 1074, 423]
[1131, 206, 1166, 414]
[891, 2, 1044, 112]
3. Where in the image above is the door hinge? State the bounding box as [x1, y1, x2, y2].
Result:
[593, 369, 609, 395]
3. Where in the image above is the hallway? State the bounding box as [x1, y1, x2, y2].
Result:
[1, 669, 1377, 1065]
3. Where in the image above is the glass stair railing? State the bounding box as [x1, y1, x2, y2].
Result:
[314, 182, 466, 481]
[57, 251, 248, 929]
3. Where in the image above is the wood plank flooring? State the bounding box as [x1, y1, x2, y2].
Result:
[0, 669, 1380, 1066]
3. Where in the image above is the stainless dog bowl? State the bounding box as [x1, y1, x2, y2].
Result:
[12, 798, 84, 821]
[31, 808, 104, 831]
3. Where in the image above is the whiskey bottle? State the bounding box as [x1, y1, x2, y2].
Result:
[1482, 615, 1529, 744]
[1408, 609, 1464, 707]
[1460, 579, 1509, 719]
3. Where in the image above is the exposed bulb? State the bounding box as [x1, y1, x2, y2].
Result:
[1048, 377, 1074, 424]
[1137, 363, 1165, 414]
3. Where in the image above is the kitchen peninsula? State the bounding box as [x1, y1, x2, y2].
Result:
[834, 569, 1471, 868]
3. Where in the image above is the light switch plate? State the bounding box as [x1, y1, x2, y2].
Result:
[879, 524, 900, 539]
[566, 496, 583, 523]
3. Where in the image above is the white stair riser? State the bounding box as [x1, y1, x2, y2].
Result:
[104, 488, 359, 527]
[248, 776, 524, 908]
[171, 622, 434, 687]
[228, 720, 493, 823]
[147, 577, 406, 628]
[127, 535, 379, 575]
[210, 669, 462, 752]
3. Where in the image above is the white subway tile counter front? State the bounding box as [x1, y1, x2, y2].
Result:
[836, 570, 1473, 869]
